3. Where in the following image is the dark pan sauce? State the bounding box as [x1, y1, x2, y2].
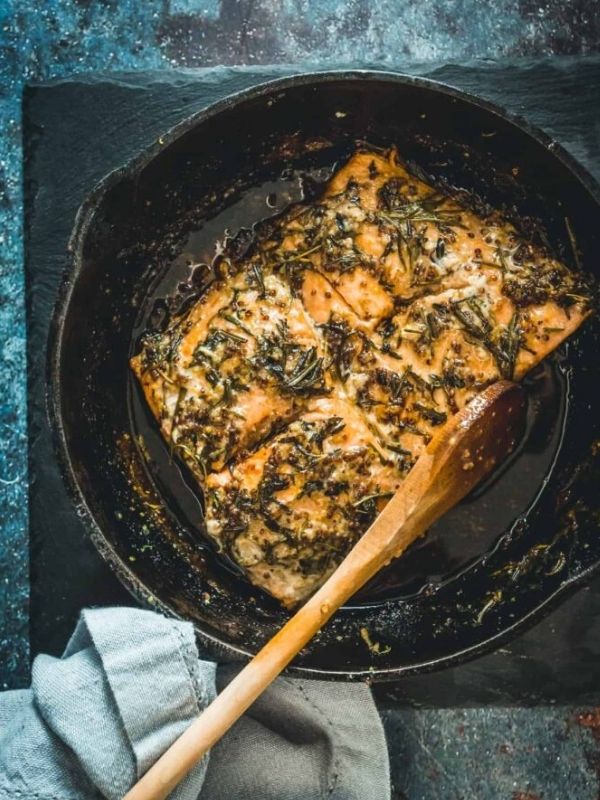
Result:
[129, 163, 568, 606]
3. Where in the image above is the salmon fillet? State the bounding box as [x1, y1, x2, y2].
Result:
[131, 148, 591, 607]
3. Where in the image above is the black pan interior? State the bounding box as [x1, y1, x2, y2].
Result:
[51, 73, 600, 679]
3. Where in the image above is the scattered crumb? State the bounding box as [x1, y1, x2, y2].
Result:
[576, 709, 600, 742]
[360, 627, 391, 656]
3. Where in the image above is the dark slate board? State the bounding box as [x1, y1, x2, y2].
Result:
[25, 58, 600, 706]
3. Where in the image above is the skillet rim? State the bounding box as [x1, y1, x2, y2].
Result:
[48, 68, 600, 680]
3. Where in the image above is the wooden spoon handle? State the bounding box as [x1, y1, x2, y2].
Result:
[124, 380, 524, 800]
[124, 508, 421, 800]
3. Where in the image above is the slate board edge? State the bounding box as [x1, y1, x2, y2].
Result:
[25, 60, 600, 705]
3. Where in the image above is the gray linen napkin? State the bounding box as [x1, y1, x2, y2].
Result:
[0, 607, 389, 800]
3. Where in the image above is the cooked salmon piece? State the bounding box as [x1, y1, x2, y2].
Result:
[205, 396, 401, 608]
[131, 147, 591, 607]
[130, 271, 329, 475]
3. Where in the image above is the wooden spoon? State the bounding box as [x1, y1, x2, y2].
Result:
[124, 380, 525, 800]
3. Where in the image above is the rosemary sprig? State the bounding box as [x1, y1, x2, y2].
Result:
[191, 326, 247, 367]
[282, 242, 323, 263]
[283, 347, 325, 392]
[496, 310, 522, 380]
[353, 491, 394, 507]
[216, 328, 247, 344]
[257, 470, 293, 535]
[254, 321, 326, 396]
[321, 318, 360, 382]
[169, 385, 187, 456]
[176, 441, 207, 479]
[451, 297, 525, 380]
[309, 416, 346, 447]
[353, 491, 394, 516]
[251, 262, 266, 298]
[219, 311, 255, 337]
[380, 208, 465, 228]
[565, 216, 582, 272]
[413, 402, 447, 426]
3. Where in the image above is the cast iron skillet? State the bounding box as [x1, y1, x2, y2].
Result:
[49, 71, 600, 680]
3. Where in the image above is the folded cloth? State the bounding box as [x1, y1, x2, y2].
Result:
[0, 607, 390, 800]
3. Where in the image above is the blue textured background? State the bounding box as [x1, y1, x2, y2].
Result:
[3, 3, 600, 798]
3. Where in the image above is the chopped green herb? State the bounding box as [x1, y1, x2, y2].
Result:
[413, 402, 447, 426]
[169, 385, 187, 455]
[496, 310, 523, 380]
[219, 311, 255, 337]
[251, 262, 266, 298]
[353, 491, 394, 508]
[284, 347, 325, 392]
[565, 216, 582, 272]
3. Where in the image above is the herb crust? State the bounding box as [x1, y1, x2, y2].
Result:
[131, 147, 591, 607]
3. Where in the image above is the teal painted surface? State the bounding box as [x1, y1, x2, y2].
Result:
[382, 707, 600, 800]
[2, 2, 600, 797]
